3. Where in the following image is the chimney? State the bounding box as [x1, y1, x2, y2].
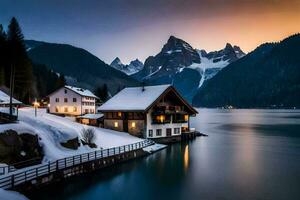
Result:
[142, 82, 145, 92]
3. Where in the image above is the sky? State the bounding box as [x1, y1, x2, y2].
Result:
[0, 0, 299, 64]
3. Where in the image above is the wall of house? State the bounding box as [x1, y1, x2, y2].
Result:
[81, 96, 96, 114]
[104, 119, 124, 132]
[49, 88, 82, 115]
[145, 108, 188, 139]
[128, 120, 145, 137]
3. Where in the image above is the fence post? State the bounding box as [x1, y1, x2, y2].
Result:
[48, 161, 51, 173]
[95, 151, 97, 159]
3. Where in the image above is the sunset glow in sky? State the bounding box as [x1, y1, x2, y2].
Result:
[0, 0, 299, 63]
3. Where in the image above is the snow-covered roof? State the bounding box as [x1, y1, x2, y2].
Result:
[77, 113, 104, 119]
[98, 85, 171, 111]
[64, 85, 99, 98]
[0, 90, 22, 105]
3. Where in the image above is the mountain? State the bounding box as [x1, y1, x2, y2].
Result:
[110, 57, 143, 75]
[132, 36, 245, 101]
[25, 40, 139, 94]
[193, 34, 300, 108]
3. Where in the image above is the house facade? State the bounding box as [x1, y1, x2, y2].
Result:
[98, 85, 198, 143]
[48, 86, 98, 116]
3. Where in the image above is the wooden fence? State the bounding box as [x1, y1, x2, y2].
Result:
[0, 139, 154, 189]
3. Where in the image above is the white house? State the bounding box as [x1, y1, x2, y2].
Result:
[48, 85, 99, 116]
[98, 85, 198, 143]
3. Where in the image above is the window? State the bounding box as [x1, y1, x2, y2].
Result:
[166, 128, 172, 136]
[131, 122, 136, 128]
[90, 109, 94, 113]
[184, 115, 189, 122]
[55, 98, 59, 102]
[85, 109, 89, 114]
[156, 115, 165, 123]
[55, 106, 59, 112]
[73, 98, 77, 102]
[174, 128, 180, 134]
[64, 98, 68, 103]
[64, 107, 68, 112]
[156, 129, 162, 136]
[114, 122, 119, 128]
[73, 106, 77, 112]
[64, 89, 67, 94]
[118, 112, 122, 117]
[148, 130, 153, 137]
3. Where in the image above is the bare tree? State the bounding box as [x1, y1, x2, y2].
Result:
[81, 128, 95, 145]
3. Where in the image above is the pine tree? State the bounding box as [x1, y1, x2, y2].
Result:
[7, 17, 33, 104]
[95, 84, 109, 102]
[0, 24, 6, 86]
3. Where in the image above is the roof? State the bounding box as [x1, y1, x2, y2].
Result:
[77, 113, 104, 119]
[64, 86, 99, 98]
[98, 84, 197, 114]
[0, 90, 22, 105]
[98, 85, 170, 111]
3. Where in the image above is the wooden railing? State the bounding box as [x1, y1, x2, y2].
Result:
[0, 139, 154, 189]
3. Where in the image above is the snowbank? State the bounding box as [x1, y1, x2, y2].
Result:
[0, 189, 28, 200]
[0, 108, 143, 163]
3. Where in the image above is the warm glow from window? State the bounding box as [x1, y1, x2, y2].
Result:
[114, 122, 119, 128]
[184, 115, 189, 121]
[118, 112, 122, 117]
[131, 122, 136, 128]
[156, 115, 165, 123]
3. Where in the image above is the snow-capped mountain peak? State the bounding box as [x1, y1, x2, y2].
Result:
[110, 57, 144, 75]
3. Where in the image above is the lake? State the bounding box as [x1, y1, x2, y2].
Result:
[28, 109, 300, 200]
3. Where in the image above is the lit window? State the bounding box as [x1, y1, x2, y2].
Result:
[156, 115, 165, 123]
[184, 115, 189, 121]
[131, 122, 136, 128]
[114, 122, 119, 128]
[64, 107, 68, 112]
[118, 112, 122, 117]
[73, 107, 77, 112]
[55, 106, 59, 112]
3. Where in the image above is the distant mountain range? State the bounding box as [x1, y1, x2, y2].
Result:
[25, 34, 300, 108]
[25, 40, 139, 94]
[193, 34, 300, 108]
[132, 36, 245, 101]
[110, 57, 143, 75]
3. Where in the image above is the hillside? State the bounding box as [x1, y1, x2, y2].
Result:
[25, 40, 139, 94]
[193, 34, 300, 108]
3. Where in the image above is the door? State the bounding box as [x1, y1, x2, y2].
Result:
[166, 128, 172, 137]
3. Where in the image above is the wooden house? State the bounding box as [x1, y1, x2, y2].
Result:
[98, 85, 198, 143]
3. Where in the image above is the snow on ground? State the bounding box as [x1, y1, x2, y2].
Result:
[0, 108, 143, 163]
[143, 144, 167, 153]
[0, 189, 28, 200]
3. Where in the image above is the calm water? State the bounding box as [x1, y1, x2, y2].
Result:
[28, 109, 300, 200]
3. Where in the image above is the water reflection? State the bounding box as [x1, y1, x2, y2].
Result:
[183, 145, 189, 171]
